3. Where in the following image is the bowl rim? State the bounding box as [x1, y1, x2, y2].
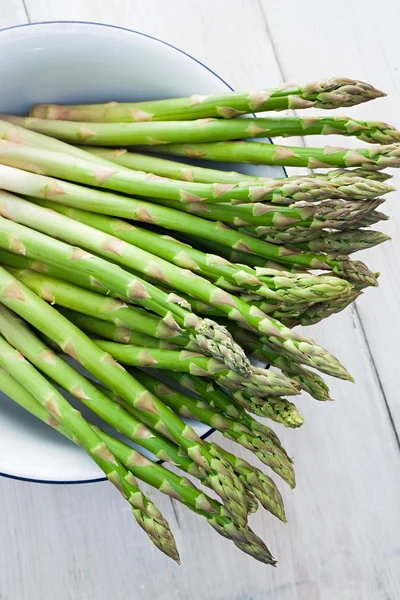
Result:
[0, 20, 282, 485]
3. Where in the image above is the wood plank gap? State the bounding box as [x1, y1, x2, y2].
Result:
[256, 0, 287, 81]
[21, 0, 31, 22]
[352, 302, 400, 449]
[168, 496, 182, 529]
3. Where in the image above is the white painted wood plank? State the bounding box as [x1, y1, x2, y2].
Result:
[261, 0, 400, 433]
[23, 0, 282, 90]
[0, 0, 27, 28]
[0, 2, 398, 599]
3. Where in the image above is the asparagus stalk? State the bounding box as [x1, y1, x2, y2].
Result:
[1, 303, 275, 513]
[148, 196, 385, 227]
[0, 304, 292, 506]
[0, 165, 377, 291]
[0, 243, 352, 317]
[145, 140, 400, 169]
[230, 390, 304, 428]
[209, 442, 288, 516]
[0, 214, 352, 380]
[294, 229, 391, 254]
[0, 269, 248, 525]
[21, 199, 355, 305]
[91, 338, 299, 397]
[83, 147, 395, 185]
[0, 194, 250, 376]
[0, 118, 112, 164]
[0, 331, 179, 561]
[0, 139, 358, 205]
[1, 266, 200, 347]
[4, 112, 400, 147]
[29, 78, 385, 121]
[342, 210, 390, 229]
[234, 223, 390, 252]
[228, 326, 332, 401]
[156, 370, 288, 452]
[158, 290, 308, 322]
[95, 432, 276, 562]
[96, 356, 303, 429]
[36, 194, 356, 305]
[194, 238, 319, 265]
[309, 168, 393, 182]
[124, 369, 295, 463]
[84, 146, 272, 184]
[1, 195, 349, 379]
[95, 378, 295, 490]
[284, 290, 362, 327]
[138, 367, 301, 434]
[0, 363, 278, 562]
[61, 309, 183, 348]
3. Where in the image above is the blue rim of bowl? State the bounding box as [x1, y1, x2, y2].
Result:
[0, 20, 285, 485]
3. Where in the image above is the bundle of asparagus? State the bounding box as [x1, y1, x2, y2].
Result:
[0, 76, 395, 566]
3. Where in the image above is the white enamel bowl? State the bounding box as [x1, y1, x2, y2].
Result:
[0, 21, 284, 483]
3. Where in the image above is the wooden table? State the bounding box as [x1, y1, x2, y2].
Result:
[1, 1, 400, 598]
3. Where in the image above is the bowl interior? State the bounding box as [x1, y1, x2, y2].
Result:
[0, 21, 284, 483]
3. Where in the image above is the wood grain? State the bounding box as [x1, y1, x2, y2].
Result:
[0, 1, 399, 598]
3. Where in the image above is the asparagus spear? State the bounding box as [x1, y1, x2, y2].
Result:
[91, 338, 299, 397]
[145, 140, 400, 169]
[60, 309, 182, 348]
[95, 378, 295, 490]
[0, 268, 249, 525]
[0, 363, 278, 562]
[3, 303, 286, 515]
[0, 243, 352, 318]
[0, 194, 250, 375]
[230, 390, 304, 428]
[0, 303, 293, 502]
[122, 369, 295, 462]
[96, 434, 276, 561]
[20, 199, 355, 305]
[342, 210, 390, 229]
[154, 290, 308, 323]
[0, 118, 113, 163]
[0, 331, 179, 561]
[294, 229, 391, 254]
[29, 78, 385, 121]
[3, 113, 400, 147]
[2, 266, 199, 347]
[155, 370, 288, 451]
[0, 165, 376, 291]
[284, 290, 362, 327]
[36, 193, 356, 305]
[149, 196, 385, 227]
[209, 441, 288, 515]
[228, 326, 332, 401]
[0, 215, 352, 380]
[234, 223, 390, 252]
[0, 139, 357, 205]
[1, 195, 349, 379]
[94, 432, 275, 562]
[83, 147, 395, 185]
[84, 146, 272, 184]
[309, 168, 393, 182]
